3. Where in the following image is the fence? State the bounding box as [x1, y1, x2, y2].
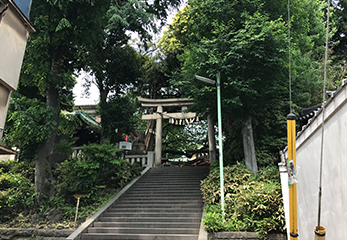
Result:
[124, 151, 154, 167]
[71, 147, 154, 168]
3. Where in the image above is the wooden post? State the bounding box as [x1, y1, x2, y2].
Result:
[155, 105, 163, 167]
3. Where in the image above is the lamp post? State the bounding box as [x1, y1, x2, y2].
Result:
[195, 73, 225, 218]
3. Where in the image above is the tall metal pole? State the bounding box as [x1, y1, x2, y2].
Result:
[216, 72, 225, 218]
[195, 73, 225, 218]
[287, 113, 298, 239]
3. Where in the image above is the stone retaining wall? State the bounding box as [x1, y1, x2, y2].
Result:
[0, 228, 73, 240]
[209, 232, 287, 240]
[0, 229, 286, 240]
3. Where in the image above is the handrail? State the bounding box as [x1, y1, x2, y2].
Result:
[66, 167, 151, 240]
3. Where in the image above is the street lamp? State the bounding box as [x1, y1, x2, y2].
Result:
[195, 73, 225, 218]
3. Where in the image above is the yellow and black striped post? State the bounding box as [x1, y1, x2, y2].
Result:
[287, 113, 298, 239]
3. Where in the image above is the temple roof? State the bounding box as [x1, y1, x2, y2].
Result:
[75, 107, 101, 131]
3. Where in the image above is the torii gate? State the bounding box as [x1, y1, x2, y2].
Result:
[138, 97, 197, 167]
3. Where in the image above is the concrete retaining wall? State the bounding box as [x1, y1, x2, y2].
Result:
[209, 232, 286, 240]
[0, 228, 73, 240]
[0, 229, 286, 240]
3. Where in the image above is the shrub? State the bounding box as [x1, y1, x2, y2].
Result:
[0, 159, 35, 182]
[0, 169, 35, 221]
[201, 163, 285, 238]
[57, 144, 142, 200]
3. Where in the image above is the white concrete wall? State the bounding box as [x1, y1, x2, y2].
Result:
[295, 84, 347, 239]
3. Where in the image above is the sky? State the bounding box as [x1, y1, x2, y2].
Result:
[73, 72, 99, 106]
[73, 3, 185, 106]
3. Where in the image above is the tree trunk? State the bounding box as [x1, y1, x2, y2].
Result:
[207, 115, 217, 165]
[35, 86, 60, 204]
[242, 116, 258, 174]
[99, 87, 109, 144]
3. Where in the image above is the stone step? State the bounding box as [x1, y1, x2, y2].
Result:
[81, 233, 199, 240]
[118, 196, 202, 201]
[128, 188, 202, 192]
[124, 193, 202, 196]
[108, 207, 201, 213]
[148, 168, 209, 173]
[141, 173, 206, 176]
[98, 216, 201, 223]
[133, 184, 200, 190]
[87, 227, 199, 235]
[93, 221, 201, 229]
[78, 167, 209, 240]
[121, 193, 203, 198]
[126, 189, 202, 194]
[103, 212, 202, 218]
[144, 169, 207, 171]
[137, 176, 204, 179]
[142, 175, 207, 178]
[133, 184, 202, 188]
[111, 203, 203, 209]
[113, 199, 203, 205]
[136, 181, 203, 184]
[137, 181, 201, 183]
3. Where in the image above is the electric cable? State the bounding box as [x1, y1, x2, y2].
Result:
[288, 0, 292, 113]
[317, 0, 331, 229]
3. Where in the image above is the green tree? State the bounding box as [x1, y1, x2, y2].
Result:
[99, 95, 137, 144]
[83, 0, 183, 143]
[90, 44, 141, 104]
[84, 41, 142, 143]
[107, 0, 182, 42]
[159, 0, 327, 169]
[330, 0, 347, 87]
[20, 0, 110, 203]
[162, 121, 208, 158]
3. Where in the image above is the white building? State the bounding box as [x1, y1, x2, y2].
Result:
[0, 0, 34, 152]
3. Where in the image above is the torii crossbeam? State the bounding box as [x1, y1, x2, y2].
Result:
[138, 97, 196, 166]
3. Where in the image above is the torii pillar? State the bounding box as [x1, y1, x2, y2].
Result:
[138, 97, 196, 167]
[155, 105, 163, 166]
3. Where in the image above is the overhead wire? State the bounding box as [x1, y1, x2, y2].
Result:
[288, 0, 292, 113]
[317, 0, 331, 229]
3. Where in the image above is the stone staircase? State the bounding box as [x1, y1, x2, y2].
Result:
[80, 166, 209, 240]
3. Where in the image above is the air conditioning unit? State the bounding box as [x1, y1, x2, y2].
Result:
[119, 141, 132, 150]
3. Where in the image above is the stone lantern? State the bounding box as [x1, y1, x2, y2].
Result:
[0, 0, 34, 145]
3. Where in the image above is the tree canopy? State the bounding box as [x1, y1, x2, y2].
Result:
[9, 0, 185, 200]
[158, 0, 328, 166]
[5, 0, 341, 199]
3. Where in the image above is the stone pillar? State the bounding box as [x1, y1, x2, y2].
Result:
[147, 151, 155, 167]
[242, 116, 258, 173]
[155, 105, 163, 167]
[207, 115, 217, 165]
